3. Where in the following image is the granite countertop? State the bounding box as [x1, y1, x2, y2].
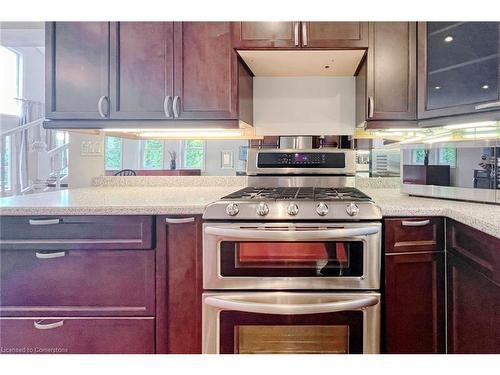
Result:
[1, 185, 499, 239]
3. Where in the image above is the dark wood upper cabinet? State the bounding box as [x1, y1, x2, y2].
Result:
[418, 22, 500, 119]
[46, 22, 110, 120]
[233, 22, 367, 49]
[367, 22, 416, 121]
[173, 22, 238, 120]
[109, 22, 174, 119]
[233, 22, 299, 48]
[356, 22, 417, 127]
[303, 22, 368, 48]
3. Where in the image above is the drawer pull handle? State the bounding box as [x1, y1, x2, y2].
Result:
[34, 320, 64, 330]
[35, 251, 66, 259]
[401, 220, 431, 227]
[29, 218, 60, 226]
[165, 217, 195, 224]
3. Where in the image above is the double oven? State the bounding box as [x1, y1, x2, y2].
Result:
[202, 145, 382, 354]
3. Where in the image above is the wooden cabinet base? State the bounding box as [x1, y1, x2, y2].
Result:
[0, 317, 154, 354]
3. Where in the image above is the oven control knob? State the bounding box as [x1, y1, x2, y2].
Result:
[287, 203, 299, 216]
[225, 202, 239, 216]
[346, 202, 360, 217]
[256, 202, 269, 216]
[316, 202, 329, 216]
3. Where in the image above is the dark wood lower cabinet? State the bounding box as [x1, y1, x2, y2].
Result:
[0, 318, 154, 354]
[155, 216, 203, 354]
[384, 251, 446, 353]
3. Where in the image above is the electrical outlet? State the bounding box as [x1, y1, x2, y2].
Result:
[80, 140, 103, 156]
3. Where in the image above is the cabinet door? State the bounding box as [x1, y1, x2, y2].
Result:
[418, 22, 500, 119]
[385, 252, 445, 353]
[0, 317, 154, 354]
[367, 22, 416, 120]
[46, 22, 110, 119]
[303, 22, 368, 48]
[233, 22, 299, 48]
[173, 22, 238, 120]
[447, 253, 500, 353]
[156, 216, 202, 354]
[110, 22, 174, 119]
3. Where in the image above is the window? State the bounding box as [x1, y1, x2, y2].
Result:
[142, 140, 164, 169]
[1, 136, 11, 192]
[0, 46, 22, 116]
[438, 148, 456, 168]
[412, 149, 426, 165]
[104, 137, 123, 170]
[182, 140, 205, 170]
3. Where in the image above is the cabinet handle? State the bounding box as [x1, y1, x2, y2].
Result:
[401, 219, 430, 227]
[35, 251, 66, 259]
[29, 218, 60, 226]
[163, 95, 172, 118]
[172, 96, 180, 118]
[165, 217, 195, 224]
[294, 22, 300, 46]
[301, 22, 308, 46]
[475, 101, 500, 110]
[34, 320, 64, 330]
[368, 96, 374, 118]
[98, 95, 109, 118]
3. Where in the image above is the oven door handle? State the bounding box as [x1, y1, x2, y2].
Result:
[204, 226, 379, 240]
[204, 295, 378, 315]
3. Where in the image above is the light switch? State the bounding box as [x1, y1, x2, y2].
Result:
[80, 140, 103, 156]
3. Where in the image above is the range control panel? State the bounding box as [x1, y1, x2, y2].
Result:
[257, 152, 346, 168]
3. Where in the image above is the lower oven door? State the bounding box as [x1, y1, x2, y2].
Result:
[203, 222, 381, 290]
[202, 292, 380, 354]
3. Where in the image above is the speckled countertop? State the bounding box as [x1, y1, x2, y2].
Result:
[1, 183, 499, 239]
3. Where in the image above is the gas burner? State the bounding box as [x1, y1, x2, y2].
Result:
[221, 187, 372, 202]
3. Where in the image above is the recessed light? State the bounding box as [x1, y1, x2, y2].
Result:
[434, 86, 441, 90]
[482, 84, 489, 89]
[444, 35, 454, 42]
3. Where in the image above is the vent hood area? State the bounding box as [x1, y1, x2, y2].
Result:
[237, 49, 366, 77]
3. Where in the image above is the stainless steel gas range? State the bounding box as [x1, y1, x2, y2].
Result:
[202, 145, 382, 354]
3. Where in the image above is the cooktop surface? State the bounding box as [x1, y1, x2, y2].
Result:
[221, 187, 372, 202]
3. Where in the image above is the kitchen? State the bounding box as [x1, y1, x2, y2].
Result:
[0, 0, 499, 372]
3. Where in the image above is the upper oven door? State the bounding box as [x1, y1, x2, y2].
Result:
[203, 222, 381, 290]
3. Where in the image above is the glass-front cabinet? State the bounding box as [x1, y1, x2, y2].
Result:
[418, 22, 500, 118]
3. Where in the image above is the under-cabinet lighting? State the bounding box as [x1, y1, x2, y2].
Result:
[138, 130, 244, 138]
[443, 121, 497, 130]
[462, 132, 499, 139]
[422, 134, 453, 144]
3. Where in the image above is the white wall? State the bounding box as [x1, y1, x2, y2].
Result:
[253, 76, 355, 136]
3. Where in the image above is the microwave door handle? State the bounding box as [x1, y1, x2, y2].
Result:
[205, 295, 378, 315]
[204, 226, 379, 240]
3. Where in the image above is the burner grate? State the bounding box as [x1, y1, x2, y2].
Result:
[222, 187, 372, 201]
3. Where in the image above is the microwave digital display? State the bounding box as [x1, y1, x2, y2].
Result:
[257, 152, 346, 169]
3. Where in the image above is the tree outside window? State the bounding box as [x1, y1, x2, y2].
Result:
[412, 149, 426, 165]
[105, 137, 122, 170]
[143, 140, 164, 169]
[182, 140, 205, 170]
[438, 148, 456, 167]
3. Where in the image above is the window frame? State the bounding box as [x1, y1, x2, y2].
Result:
[180, 140, 206, 171]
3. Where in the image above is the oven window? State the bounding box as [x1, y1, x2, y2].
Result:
[220, 241, 364, 277]
[237, 325, 349, 354]
[219, 311, 363, 354]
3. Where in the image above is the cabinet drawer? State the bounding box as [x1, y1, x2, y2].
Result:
[0, 216, 153, 250]
[384, 217, 444, 253]
[0, 317, 154, 354]
[0, 250, 155, 316]
[447, 219, 500, 285]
